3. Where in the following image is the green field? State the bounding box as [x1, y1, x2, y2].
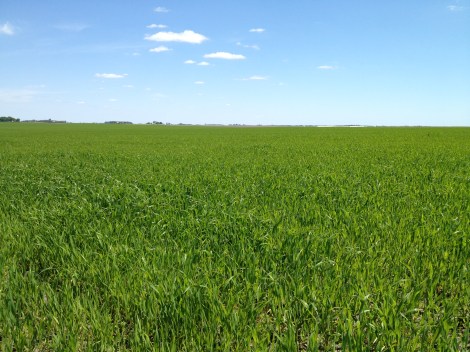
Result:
[0, 124, 468, 351]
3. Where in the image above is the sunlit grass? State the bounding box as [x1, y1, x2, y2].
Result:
[1, 124, 468, 350]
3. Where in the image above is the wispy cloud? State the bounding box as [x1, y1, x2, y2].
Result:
[0, 22, 14, 36]
[145, 30, 208, 44]
[194, 81, 205, 85]
[154, 6, 169, 13]
[204, 52, 246, 60]
[151, 92, 167, 101]
[147, 24, 167, 29]
[447, 5, 465, 11]
[237, 42, 260, 50]
[54, 23, 89, 32]
[317, 65, 337, 70]
[185, 60, 210, 66]
[149, 46, 171, 53]
[0, 89, 38, 103]
[242, 75, 268, 81]
[249, 28, 265, 33]
[95, 73, 128, 79]
[108, 98, 118, 102]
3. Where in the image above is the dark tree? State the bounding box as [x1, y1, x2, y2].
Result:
[0, 116, 20, 122]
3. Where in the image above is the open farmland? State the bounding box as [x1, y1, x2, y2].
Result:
[0, 124, 469, 351]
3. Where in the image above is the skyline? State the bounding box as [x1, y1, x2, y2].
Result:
[1, 0, 469, 126]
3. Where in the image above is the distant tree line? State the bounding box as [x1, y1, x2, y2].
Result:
[1, 116, 68, 123]
[0, 116, 20, 122]
[21, 119, 66, 123]
[105, 121, 133, 124]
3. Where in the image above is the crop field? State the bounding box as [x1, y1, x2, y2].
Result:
[0, 124, 469, 351]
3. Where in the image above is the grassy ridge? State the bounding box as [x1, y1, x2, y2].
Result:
[0, 124, 469, 351]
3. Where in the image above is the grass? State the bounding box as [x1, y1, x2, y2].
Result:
[0, 124, 469, 351]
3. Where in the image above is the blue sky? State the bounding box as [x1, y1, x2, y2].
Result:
[1, 0, 469, 125]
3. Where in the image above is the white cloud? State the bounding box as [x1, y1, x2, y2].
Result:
[249, 28, 265, 33]
[317, 65, 336, 70]
[145, 30, 208, 44]
[147, 24, 167, 29]
[77, 101, 86, 105]
[109, 98, 118, 102]
[0, 22, 14, 35]
[154, 6, 169, 13]
[447, 5, 464, 11]
[185, 60, 210, 66]
[123, 85, 134, 88]
[204, 52, 246, 60]
[95, 73, 128, 79]
[194, 81, 205, 85]
[237, 42, 260, 50]
[149, 46, 171, 53]
[243, 75, 268, 81]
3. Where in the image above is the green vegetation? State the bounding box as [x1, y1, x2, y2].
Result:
[0, 116, 20, 122]
[0, 124, 468, 351]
